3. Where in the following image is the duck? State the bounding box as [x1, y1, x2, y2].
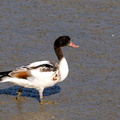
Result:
[0, 36, 79, 104]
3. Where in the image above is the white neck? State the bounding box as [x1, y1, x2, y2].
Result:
[58, 57, 69, 82]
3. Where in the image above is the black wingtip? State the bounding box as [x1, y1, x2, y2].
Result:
[0, 71, 12, 79]
[0, 71, 12, 75]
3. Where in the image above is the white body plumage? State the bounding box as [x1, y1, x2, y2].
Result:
[0, 36, 79, 103]
[1, 57, 69, 96]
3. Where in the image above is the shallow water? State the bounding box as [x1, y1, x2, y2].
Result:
[0, 0, 120, 120]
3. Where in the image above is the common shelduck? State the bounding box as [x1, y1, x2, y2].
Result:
[0, 36, 79, 104]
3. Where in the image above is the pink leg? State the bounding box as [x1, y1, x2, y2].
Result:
[38, 88, 57, 104]
[38, 88, 44, 103]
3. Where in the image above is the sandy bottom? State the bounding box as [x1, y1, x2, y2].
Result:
[0, 0, 120, 120]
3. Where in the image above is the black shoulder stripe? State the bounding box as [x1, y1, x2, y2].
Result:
[29, 64, 57, 72]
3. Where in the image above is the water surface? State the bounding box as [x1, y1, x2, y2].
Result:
[0, 0, 120, 120]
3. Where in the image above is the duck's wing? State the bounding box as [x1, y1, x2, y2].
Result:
[0, 60, 58, 81]
[8, 61, 58, 78]
[26, 61, 51, 68]
[0, 68, 30, 80]
[26, 60, 58, 72]
[8, 67, 31, 79]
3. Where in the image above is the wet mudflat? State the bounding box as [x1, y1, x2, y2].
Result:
[0, 0, 120, 120]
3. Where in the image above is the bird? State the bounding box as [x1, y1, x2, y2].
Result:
[0, 36, 79, 104]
